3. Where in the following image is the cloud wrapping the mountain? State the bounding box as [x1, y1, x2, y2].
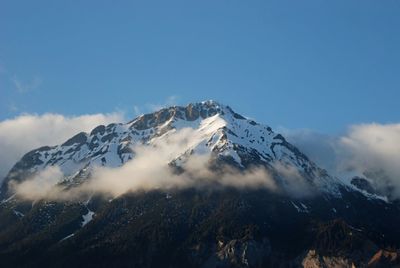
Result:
[0, 113, 124, 182]
[338, 123, 400, 198]
[10, 128, 285, 201]
[287, 123, 400, 199]
[9, 166, 64, 200]
[281, 128, 339, 173]
[272, 162, 315, 198]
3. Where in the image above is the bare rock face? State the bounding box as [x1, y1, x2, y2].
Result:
[214, 239, 271, 267]
[351, 177, 377, 195]
[296, 219, 382, 268]
[301, 250, 355, 268]
[368, 250, 400, 268]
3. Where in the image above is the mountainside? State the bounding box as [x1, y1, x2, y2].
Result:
[0, 101, 399, 268]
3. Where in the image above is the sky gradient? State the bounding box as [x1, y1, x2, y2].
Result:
[1, 0, 399, 133]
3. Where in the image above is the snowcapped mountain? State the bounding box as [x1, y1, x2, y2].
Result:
[1, 100, 341, 198]
[0, 101, 399, 268]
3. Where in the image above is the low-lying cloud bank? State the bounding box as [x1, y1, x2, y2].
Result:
[0, 113, 124, 182]
[10, 128, 315, 201]
[285, 123, 400, 199]
[10, 164, 277, 202]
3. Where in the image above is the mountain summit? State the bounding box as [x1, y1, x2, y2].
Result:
[0, 101, 399, 268]
[1, 100, 339, 197]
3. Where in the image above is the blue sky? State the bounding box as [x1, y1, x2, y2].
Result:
[1, 0, 399, 133]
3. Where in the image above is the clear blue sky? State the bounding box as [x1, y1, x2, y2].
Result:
[1, 0, 399, 132]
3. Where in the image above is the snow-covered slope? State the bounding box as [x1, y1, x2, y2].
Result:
[1, 101, 342, 196]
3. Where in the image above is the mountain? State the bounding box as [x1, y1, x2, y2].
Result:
[0, 101, 399, 268]
[0, 101, 340, 197]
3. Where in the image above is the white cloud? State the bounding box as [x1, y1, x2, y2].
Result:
[0, 112, 124, 182]
[272, 162, 315, 198]
[9, 166, 64, 200]
[285, 123, 400, 199]
[11, 75, 42, 93]
[338, 123, 400, 198]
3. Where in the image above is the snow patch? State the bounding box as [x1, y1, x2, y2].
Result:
[13, 210, 24, 218]
[81, 209, 95, 227]
[291, 201, 309, 213]
[59, 233, 75, 242]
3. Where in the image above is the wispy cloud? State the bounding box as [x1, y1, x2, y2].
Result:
[7, 102, 19, 112]
[131, 95, 180, 117]
[11, 75, 42, 93]
[133, 105, 142, 116]
[146, 95, 179, 111]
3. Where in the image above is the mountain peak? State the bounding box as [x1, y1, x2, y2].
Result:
[1, 100, 343, 199]
[127, 100, 241, 131]
[194, 99, 223, 108]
